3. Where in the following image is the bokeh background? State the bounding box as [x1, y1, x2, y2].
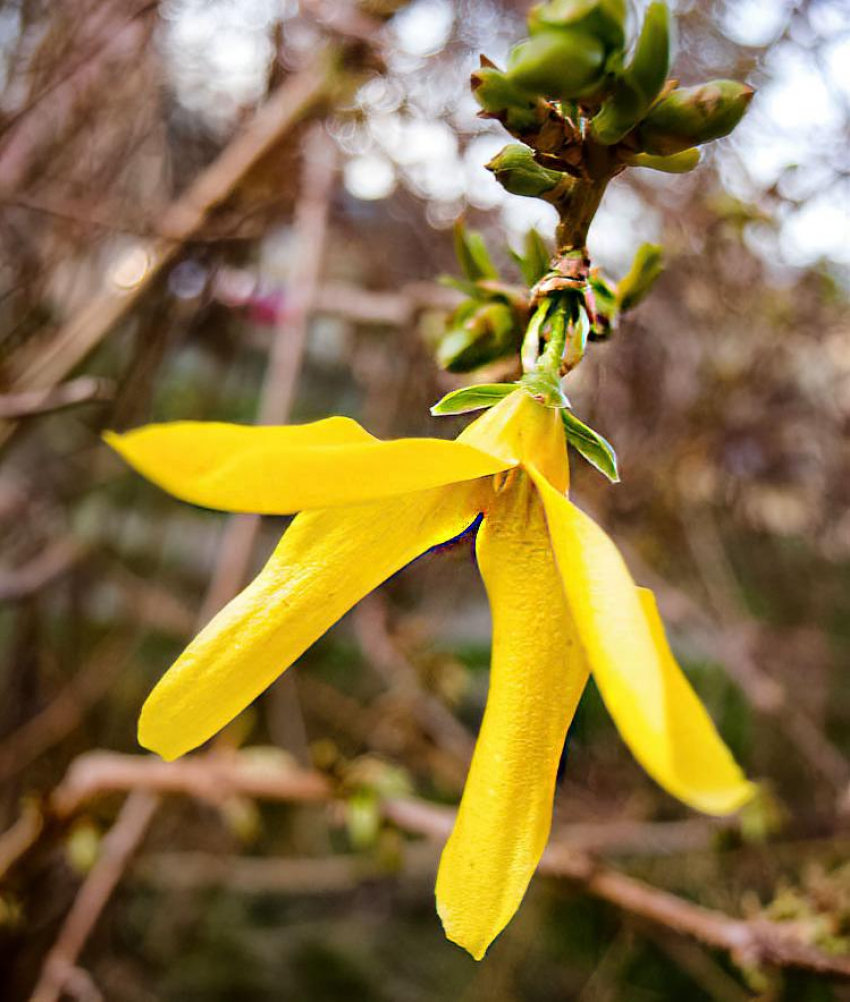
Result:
[2, 0, 850, 999]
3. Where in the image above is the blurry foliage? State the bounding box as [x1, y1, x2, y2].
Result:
[0, 0, 850, 999]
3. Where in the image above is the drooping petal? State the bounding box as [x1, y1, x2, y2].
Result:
[139, 479, 489, 760]
[529, 468, 755, 816]
[436, 472, 589, 960]
[458, 390, 569, 493]
[105, 417, 512, 514]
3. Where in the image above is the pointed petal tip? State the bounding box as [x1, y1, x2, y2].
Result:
[436, 899, 490, 961]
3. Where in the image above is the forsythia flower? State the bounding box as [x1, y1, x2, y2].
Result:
[105, 389, 754, 960]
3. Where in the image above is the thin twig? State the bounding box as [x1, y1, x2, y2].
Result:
[49, 750, 331, 818]
[0, 638, 134, 784]
[1, 57, 336, 443]
[0, 377, 114, 419]
[28, 791, 159, 1002]
[18, 748, 850, 980]
[0, 538, 88, 602]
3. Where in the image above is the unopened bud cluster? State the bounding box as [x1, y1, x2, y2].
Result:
[472, 0, 753, 195]
[433, 0, 753, 478]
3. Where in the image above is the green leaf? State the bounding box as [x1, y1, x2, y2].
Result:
[626, 149, 701, 174]
[513, 227, 552, 287]
[438, 274, 480, 298]
[431, 384, 518, 416]
[561, 409, 620, 481]
[454, 220, 499, 282]
[616, 243, 664, 311]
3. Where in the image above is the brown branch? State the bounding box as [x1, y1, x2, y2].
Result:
[29, 791, 159, 1002]
[49, 750, 331, 819]
[0, 56, 337, 442]
[13, 749, 850, 980]
[0, 537, 87, 602]
[0, 376, 114, 419]
[0, 637, 135, 783]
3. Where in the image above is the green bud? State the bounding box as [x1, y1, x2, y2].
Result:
[616, 243, 663, 311]
[591, 2, 671, 146]
[626, 148, 701, 173]
[529, 0, 627, 52]
[638, 80, 754, 155]
[437, 302, 518, 373]
[506, 30, 607, 102]
[471, 65, 539, 133]
[485, 143, 566, 198]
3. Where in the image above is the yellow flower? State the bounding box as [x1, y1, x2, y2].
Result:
[105, 389, 754, 960]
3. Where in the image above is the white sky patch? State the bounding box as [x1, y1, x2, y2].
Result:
[721, 0, 792, 47]
[344, 154, 398, 202]
[391, 0, 455, 57]
[589, 183, 662, 273]
[500, 198, 558, 246]
[782, 194, 850, 267]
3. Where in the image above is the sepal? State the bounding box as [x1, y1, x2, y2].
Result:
[560, 408, 620, 481]
[431, 384, 518, 416]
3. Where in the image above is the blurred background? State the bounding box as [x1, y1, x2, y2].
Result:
[1, 0, 850, 998]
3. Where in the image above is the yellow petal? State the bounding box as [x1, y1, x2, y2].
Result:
[436, 472, 588, 960]
[529, 468, 755, 816]
[105, 417, 511, 514]
[139, 480, 488, 760]
[458, 390, 568, 493]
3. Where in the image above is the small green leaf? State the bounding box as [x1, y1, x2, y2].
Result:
[512, 227, 552, 287]
[431, 384, 518, 416]
[438, 274, 479, 298]
[626, 149, 701, 174]
[561, 409, 620, 481]
[616, 243, 664, 312]
[454, 219, 499, 282]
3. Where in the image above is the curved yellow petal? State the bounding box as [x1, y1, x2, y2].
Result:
[105, 417, 511, 514]
[436, 473, 588, 960]
[458, 390, 568, 493]
[529, 468, 755, 816]
[139, 480, 488, 760]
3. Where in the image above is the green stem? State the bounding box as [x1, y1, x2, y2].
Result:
[553, 175, 610, 252]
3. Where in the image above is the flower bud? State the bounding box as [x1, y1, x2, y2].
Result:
[590, 2, 670, 146]
[637, 80, 754, 155]
[528, 0, 627, 52]
[471, 65, 539, 133]
[485, 144, 566, 199]
[437, 302, 518, 373]
[506, 30, 607, 102]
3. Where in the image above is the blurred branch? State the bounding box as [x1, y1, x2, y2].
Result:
[354, 594, 476, 765]
[49, 750, 331, 818]
[8, 749, 850, 980]
[0, 637, 135, 784]
[0, 377, 114, 420]
[29, 791, 159, 1002]
[0, 537, 87, 602]
[0, 55, 338, 444]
